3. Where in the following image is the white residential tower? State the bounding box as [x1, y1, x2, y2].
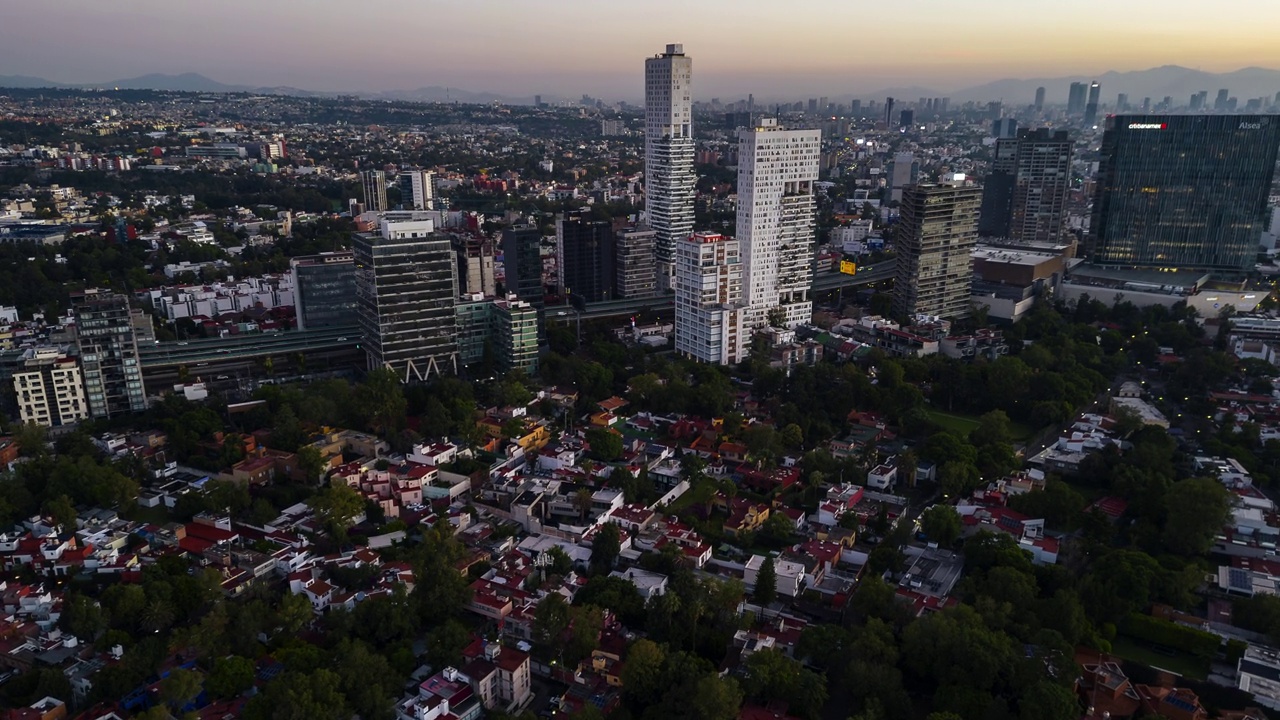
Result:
[674, 232, 746, 365]
[645, 43, 696, 289]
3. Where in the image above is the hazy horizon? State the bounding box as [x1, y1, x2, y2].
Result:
[4, 0, 1280, 99]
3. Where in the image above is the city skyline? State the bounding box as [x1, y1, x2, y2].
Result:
[4, 0, 1280, 99]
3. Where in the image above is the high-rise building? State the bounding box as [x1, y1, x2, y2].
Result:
[556, 211, 615, 303]
[993, 118, 1018, 139]
[12, 348, 89, 427]
[674, 232, 746, 365]
[353, 215, 459, 382]
[1008, 130, 1074, 244]
[644, 43, 696, 287]
[887, 151, 919, 204]
[819, 96, 829, 113]
[807, 98, 818, 114]
[884, 97, 896, 126]
[1190, 91, 1207, 111]
[360, 170, 388, 213]
[455, 294, 540, 375]
[1116, 93, 1129, 112]
[1143, 97, 1152, 113]
[1068, 82, 1088, 114]
[737, 119, 821, 329]
[501, 226, 544, 306]
[291, 252, 356, 330]
[899, 109, 915, 128]
[978, 139, 1019, 238]
[1215, 89, 1231, 111]
[397, 170, 434, 210]
[850, 99, 862, 116]
[1090, 115, 1280, 274]
[1034, 86, 1046, 111]
[453, 236, 497, 297]
[893, 184, 981, 319]
[615, 226, 658, 299]
[732, 120, 819, 327]
[1084, 82, 1101, 125]
[72, 290, 147, 418]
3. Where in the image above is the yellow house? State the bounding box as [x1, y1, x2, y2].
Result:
[723, 498, 770, 538]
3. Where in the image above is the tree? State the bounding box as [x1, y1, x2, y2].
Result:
[754, 556, 777, 606]
[622, 638, 667, 709]
[159, 668, 204, 712]
[12, 422, 47, 457]
[297, 446, 327, 484]
[919, 505, 962, 546]
[1162, 477, 1231, 556]
[565, 605, 605, 667]
[243, 669, 348, 720]
[590, 523, 621, 574]
[760, 511, 795, 547]
[1018, 680, 1080, 720]
[43, 494, 76, 533]
[586, 427, 623, 462]
[207, 656, 255, 700]
[309, 483, 365, 528]
[533, 593, 571, 652]
[352, 368, 407, 436]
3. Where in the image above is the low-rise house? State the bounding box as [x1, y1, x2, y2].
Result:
[744, 554, 806, 598]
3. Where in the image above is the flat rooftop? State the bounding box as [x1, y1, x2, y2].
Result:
[1067, 263, 1210, 289]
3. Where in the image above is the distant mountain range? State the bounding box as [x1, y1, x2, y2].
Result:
[3, 66, 1279, 108]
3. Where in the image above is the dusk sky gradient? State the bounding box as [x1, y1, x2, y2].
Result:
[5, 0, 1279, 98]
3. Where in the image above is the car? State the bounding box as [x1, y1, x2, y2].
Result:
[336, 337, 348, 341]
[215, 375, 229, 380]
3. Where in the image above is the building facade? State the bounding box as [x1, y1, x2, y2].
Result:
[501, 226, 543, 306]
[361, 170, 388, 213]
[674, 232, 745, 365]
[291, 252, 356, 330]
[644, 43, 696, 286]
[397, 170, 435, 211]
[12, 348, 89, 427]
[1089, 115, 1280, 274]
[73, 290, 146, 418]
[353, 217, 459, 382]
[555, 211, 615, 303]
[615, 226, 658, 299]
[979, 129, 1073, 243]
[893, 184, 982, 319]
[455, 295, 540, 376]
[737, 119, 821, 330]
[453, 236, 497, 297]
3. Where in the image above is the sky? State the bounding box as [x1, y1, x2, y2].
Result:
[4, 0, 1279, 99]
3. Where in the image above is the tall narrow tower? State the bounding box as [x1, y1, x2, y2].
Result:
[645, 44, 695, 289]
[737, 119, 821, 330]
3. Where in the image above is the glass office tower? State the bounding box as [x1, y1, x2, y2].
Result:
[1089, 115, 1280, 274]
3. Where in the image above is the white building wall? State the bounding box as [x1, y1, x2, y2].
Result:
[737, 121, 821, 330]
[645, 44, 696, 283]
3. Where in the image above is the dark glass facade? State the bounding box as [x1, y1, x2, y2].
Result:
[556, 211, 615, 303]
[1089, 115, 1280, 274]
[73, 291, 146, 417]
[353, 230, 458, 382]
[501, 225, 544, 305]
[291, 252, 356, 330]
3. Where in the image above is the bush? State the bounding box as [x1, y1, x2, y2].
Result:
[1121, 613, 1221, 660]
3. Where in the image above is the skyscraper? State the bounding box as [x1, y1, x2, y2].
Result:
[893, 184, 981, 319]
[644, 44, 696, 288]
[1084, 82, 1101, 126]
[556, 211, 615, 303]
[887, 152, 919, 204]
[1008, 130, 1074, 244]
[1089, 115, 1280, 274]
[1117, 93, 1129, 112]
[737, 119, 821, 329]
[453, 236, 497, 297]
[993, 118, 1018, 139]
[1215, 89, 1231, 111]
[1190, 91, 1207, 111]
[978, 140, 1019, 238]
[674, 232, 746, 365]
[397, 170, 434, 210]
[360, 170, 388, 213]
[291, 252, 357, 330]
[353, 215, 459, 381]
[1068, 82, 1088, 114]
[1034, 86, 1046, 111]
[72, 290, 147, 418]
[501, 225, 544, 307]
[615, 226, 658, 299]
[884, 97, 896, 126]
